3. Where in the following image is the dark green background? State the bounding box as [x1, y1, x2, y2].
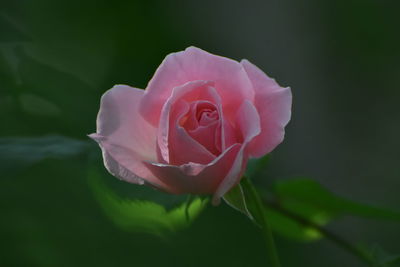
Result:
[1, 0, 399, 266]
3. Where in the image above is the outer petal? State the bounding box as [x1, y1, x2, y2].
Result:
[141, 46, 254, 126]
[241, 59, 292, 158]
[89, 85, 172, 191]
[100, 148, 144, 185]
[212, 100, 261, 204]
[144, 144, 242, 194]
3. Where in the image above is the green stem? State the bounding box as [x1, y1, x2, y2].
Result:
[242, 177, 281, 267]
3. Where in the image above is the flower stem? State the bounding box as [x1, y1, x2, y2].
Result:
[242, 177, 281, 267]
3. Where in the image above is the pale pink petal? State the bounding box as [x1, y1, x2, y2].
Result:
[169, 122, 216, 165]
[235, 100, 262, 143]
[180, 101, 200, 130]
[212, 100, 262, 204]
[182, 100, 220, 155]
[241, 59, 292, 157]
[100, 147, 144, 185]
[141, 46, 254, 126]
[222, 118, 238, 149]
[95, 85, 157, 160]
[158, 81, 222, 165]
[91, 138, 175, 192]
[89, 85, 171, 191]
[188, 121, 219, 155]
[144, 144, 242, 194]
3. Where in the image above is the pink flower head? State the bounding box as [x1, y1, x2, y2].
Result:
[90, 47, 292, 205]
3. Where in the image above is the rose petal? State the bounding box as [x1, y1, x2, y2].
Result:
[144, 144, 242, 194]
[94, 85, 157, 160]
[158, 80, 222, 165]
[241, 59, 292, 157]
[170, 120, 217, 165]
[235, 100, 262, 143]
[141, 46, 254, 126]
[89, 85, 171, 191]
[98, 146, 145, 185]
[188, 121, 220, 155]
[212, 100, 261, 204]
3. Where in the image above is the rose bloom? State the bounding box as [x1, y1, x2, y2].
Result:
[90, 47, 291, 204]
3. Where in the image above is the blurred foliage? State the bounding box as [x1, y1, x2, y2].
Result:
[360, 244, 400, 267]
[16, 49, 97, 136]
[0, 14, 31, 42]
[273, 179, 400, 222]
[227, 177, 400, 242]
[227, 155, 400, 244]
[0, 133, 208, 238]
[88, 165, 208, 237]
[0, 135, 89, 177]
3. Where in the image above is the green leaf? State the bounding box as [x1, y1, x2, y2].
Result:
[237, 177, 323, 241]
[263, 208, 323, 241]
[232, 178, 400, 242]
[222, 177, 322, 241]
[0, 136, 89, 177]
[274, 178, 400, 222]
[256, 178, 400, 242]
[88, 165, 208, 237]
[223, 184, 254, 221]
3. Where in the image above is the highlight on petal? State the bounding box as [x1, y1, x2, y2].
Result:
[89, 85, 172, 191]
[140, 46, 254, 126]
[241, 59, 292, 157]
[95, 85, 157, 161]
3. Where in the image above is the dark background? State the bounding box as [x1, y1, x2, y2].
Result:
[1, 0, 399, 266]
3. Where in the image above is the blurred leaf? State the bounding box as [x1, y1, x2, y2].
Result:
[103, 175, 195, 212]
[88, 166, 208, 237]
[274, 179, 400, 222]
[19, 93, 61, 117]
[223, 184, 254, 221]
[0, 50, 18, 93]
[264, 208, 323, 241]
[16, 49, 97, 135]
[233, 178, 400, 242]
[0, 14, 31, 42]
[254, 178, 400, 242]
[237, 177, 322, 242]
[0, 135, 89, 177]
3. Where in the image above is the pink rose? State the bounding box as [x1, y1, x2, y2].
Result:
[90, 47, 291, 204]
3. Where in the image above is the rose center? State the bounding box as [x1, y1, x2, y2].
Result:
[196, 105, 219, 126]
[180, 101, 219, 130]
[178, 100, 221, 156]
